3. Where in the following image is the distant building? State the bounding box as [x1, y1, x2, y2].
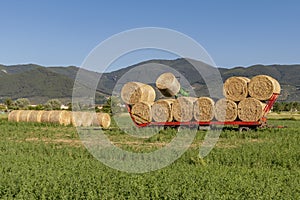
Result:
[60, 105, 69, 110]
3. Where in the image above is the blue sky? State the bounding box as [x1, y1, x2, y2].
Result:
[0, 0, 299, 70]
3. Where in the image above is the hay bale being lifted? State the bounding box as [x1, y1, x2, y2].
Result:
[223, 77, 250, 101]
[238, 98, 267, 122]
[28, 110, 44, 123]
[248, 75, 281, 100]
[151, 99, 175, 122]
[49, 110, 71, 126]
[121, 82, 156, 105]
[8, 110, 22, 122]
[172, 97, 197, 122]
[214, 98, 238, 122]
[156, 72, 180, 97]
[131, 101, 153, 124]
[18, 110, 33, 122]
[92, 113, 111, 129]
[193, 97, 215, 122]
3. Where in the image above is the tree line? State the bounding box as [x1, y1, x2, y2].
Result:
[272, 101, 300, 112]
[1, 98, 66, 111]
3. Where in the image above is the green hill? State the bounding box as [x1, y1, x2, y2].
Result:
[0, 59, 299, 103]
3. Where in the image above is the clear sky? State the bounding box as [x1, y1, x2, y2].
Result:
[0, 0, 299, 70]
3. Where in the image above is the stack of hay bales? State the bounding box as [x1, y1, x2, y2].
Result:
[121, 72, 215, 124]
[8, 110, 111, 128]
[121, 81, 157, 124]
[237, 75, 280, 122]
[222, 75, 280, 122]
[121, 73, 280, 124]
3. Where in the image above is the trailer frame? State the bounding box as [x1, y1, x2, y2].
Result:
[126, 93, 279, 131]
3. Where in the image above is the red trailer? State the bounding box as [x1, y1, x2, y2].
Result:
[126, 93, 280, 132]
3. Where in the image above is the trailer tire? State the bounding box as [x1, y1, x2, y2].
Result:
[239, 126, 250, 132]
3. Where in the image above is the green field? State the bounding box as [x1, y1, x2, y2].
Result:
[267, 112, 300, 120]
[0, 117, 299, 199]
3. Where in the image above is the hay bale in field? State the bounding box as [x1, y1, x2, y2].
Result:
[248, 75, 281, 100]
[156, 72, 180, 97]
[71, 111, 94, 127]
[40, 111, 51, 123]
[71, 112, 83, 126]
[172, 97, 197, 122]
[131, 101, 153, 124]
[238, 98, 267, 122]
[8, 110, 22, 122]
[193, 97, 215, 122]
[151, 99, 175, 122]
[28, 110, 44, 123]
[49, 110, 71, 126]
[121, 82, 156, 105]
[92, 113, 111, 129]
[223, 76, 250, 101]
[214, 98, 238, 122]
[18, 110, 33, 122]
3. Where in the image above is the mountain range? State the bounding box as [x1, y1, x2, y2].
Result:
[0, 58, 299, 104]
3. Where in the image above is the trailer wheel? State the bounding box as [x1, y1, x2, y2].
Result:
[239, 126, 250, 132]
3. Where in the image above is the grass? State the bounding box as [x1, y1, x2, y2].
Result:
[0, 117, 299, 199]
[267, 112, 300, 120]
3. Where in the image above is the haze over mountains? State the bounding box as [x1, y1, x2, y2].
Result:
[0, 58, 299, 104]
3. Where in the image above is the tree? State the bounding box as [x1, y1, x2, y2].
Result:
[14, 98, 30, 109]
[4, 98, 13, 108]
[45, 99, 62, 110]
[102, 96, 125, 114]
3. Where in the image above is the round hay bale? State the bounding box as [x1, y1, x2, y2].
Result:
[40, 111, 51, 123]
[18, 110, 33, 122]
[223, 76, 250, 101]
[92, 113, 111, 129]
[49, 110, 71, 126]
[214, 98, 238, 122]
[193, 97, 215, 122]
[156, 73, 180, 97]
[131, 101, 153, 124]
[121, 82, 156, 105]
[71, 112, 93, 127]
[71, 112, 83, 126]
[28, 110, 44, 123]
[172, 97, 197, 122]
[81, 112, 94, 127]
[248, 75, 281, 100]
[8, 110, 22, 122]
[151, 99, 175, 122]
[238, 98, 267, 122]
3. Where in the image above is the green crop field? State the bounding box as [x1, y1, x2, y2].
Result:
[0, 116, 299, 199]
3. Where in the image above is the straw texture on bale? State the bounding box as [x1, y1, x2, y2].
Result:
[71, 112, 93, 127]
[18, 110, 33, 122]
[92, 113, 111, 129]
[214, 98, 238, 122]
[8, 110, 22, 122]
[151, 99, 175, 122]
[41, 111, 52, 123]
[193, 97, 215, 122]
[248, 75, 281, 100]
[131, 101, 153, 124]
[28, 110, 44, 123]
[49, 110, 71, 126]
[238, 98, 267, 122]
[172, 97, 197, 122]
[223, 77, 250, 101]
[156, 73, 180, 97]
[121, 82, 156, 105]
